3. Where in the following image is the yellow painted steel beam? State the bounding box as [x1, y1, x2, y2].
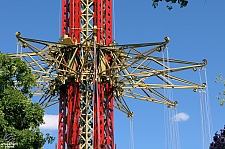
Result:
[8, 32, 207, 116]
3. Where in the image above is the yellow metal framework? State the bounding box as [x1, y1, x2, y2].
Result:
[10, 32, 207, 117]
[7, 1, 207, 148]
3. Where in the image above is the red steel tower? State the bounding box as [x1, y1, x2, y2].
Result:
[58, 0, 114, 148]
[12, 0, 207, 149]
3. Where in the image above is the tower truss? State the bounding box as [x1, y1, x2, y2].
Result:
[9, 0, 207, 149]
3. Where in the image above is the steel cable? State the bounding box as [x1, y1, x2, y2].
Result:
[129, 118, 134, 149]
[163, 47, 180, 149]
[199, 68, 213, 149]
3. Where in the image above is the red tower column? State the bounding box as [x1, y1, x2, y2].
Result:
[59, 0, 81, 149]
[104, 0, 114, 148]
[58, 85, 67, 149]
[67, 80, 81, 148]
[105, 0, 113, 45]
[58, 0, 114, 148]
[106, 57, 114, 149]
[93, 0, 114, 148]
[61, 0, 68, 36]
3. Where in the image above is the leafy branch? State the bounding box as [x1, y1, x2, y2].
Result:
[152, 0, 188, 10]
[215, 73, 225, 106]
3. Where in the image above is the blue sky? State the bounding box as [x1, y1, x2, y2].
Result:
[1, 1, 225, 149]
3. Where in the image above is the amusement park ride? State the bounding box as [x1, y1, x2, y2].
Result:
[10, 0, 207, 148]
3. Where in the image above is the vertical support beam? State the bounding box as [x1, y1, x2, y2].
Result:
[94, 82, 98, 148]
[105, 0, 113, 45]
[68, 1, 82, 146]
[67, 82, 72, 147]
[94, 82, 105, 149]
[93, 0, 114, 148]
[106, 81, 114, 149]
[61, 0, 81, 42]
[93, 33, 99, 149]
[60, 0, 82, 148]
[94, 0, 104, 43]
[80, 78, 94, 149]
[104, 1, 114, 147]
[61, 0, 69, 36]
[70, 0, 81, 42]
[67, 80, 81, 149]
[80, 0, 94, 41]
[58, 85, 67, 149]
[74, 82, 81, 148]
[69, 0, 75, 40]
[99, 83, 105, 148]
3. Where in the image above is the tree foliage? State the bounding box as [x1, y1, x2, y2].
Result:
[152, 0, 188, 10]
[209, 125, 225, 148]
[215, 73, 225, 106]
[0, 52, 54, 149]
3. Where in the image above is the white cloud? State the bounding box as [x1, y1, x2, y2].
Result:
[40, 114, 58, 130]
[172, 112, 190, 122]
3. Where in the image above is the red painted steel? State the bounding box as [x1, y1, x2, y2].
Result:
[105, 0, 113, 45]
[94, 82, 98, 148]
[94, 0, 107, 148]
[67, 80, 81, 149]
[59, 0, 114, 148]
[58, 85, 67, 149]
[69, 0, 81, 42]
[67, 82, 72, 147]
[61, 0, 68, 36]
[69, 0, 75, 40]
[59, 2, 68, 147]
[59, 0, 81, 148]
[94, 0, 114, 148]
[105, 1, 114, 147]
[106, 82, 114, 149]
[99, 83, 105, 148]
[94, 0, 104, 43]
[94, 82, 105, 149]
[61, 0, 81, 41]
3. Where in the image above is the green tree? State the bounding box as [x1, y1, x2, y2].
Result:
[152, 0, 188, 10]
[215, 73, 225, 106]
[0, 52, 54, 149]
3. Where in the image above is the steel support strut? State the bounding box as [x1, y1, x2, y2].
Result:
[59, 0, 82, 149]
[104, 0, 114, 147]
[105, 0, 113, 45]
[61, 0, 81, 41]
[105, 56, 114, 149]
[67, 81, 81, 148]
[94, 0, 114, 148]
[58, 85, 67, 149]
